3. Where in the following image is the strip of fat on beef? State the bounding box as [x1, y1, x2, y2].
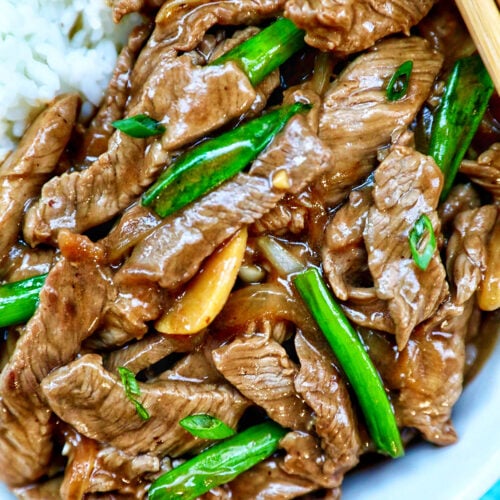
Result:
[0, 259, 110, 487]
[446, 205, 497, 305]
[0, 93, 79, 275]
[23, 54, 257, 246]
[41, 354, 249, 457]
[363, 145, 448, 350]
[291, 331, 361, 483]
[115, 115, 332, 290]
[285, 0, 435, 54]
[314, 36, 443, 206]
[212, 332, 313, 431]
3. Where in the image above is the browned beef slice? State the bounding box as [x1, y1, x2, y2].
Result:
[220, 457, 318, 500]
[13, 476, 63, 500]
[116, 115, 332, 289]
[460, 143, 500, 202]
[446, 205, 497, 305]
[293, 331, 361, 478]
[41, 354, 249, 457]
[438, 183, 481, 228]
[112, 0, 165, 22]
[74, 25, 150, 169]
[212, 333, 313, 431]
[24, 57, 256, 246]
[285, 0, 435, 54]
[363, 145, 448, 350]
[0, 259, 110, 487]
[0, 94, 78, 272]
[3, 245, 55, 283]
[362, 299, 473, 445]
[314, 36, 443, 206]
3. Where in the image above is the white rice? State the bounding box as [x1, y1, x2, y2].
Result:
[0, 0, 141, 162]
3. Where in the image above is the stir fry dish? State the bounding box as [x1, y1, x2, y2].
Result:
[0, 0, 499, 498]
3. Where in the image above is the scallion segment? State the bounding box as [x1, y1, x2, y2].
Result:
[0, 273, 47, 328]
[211, 18, 305, 87]
[179, 414, 236, 440]
[142, 102, 310, 217]
[293, 268, 404, 458]
[112, 114, 166, 138]
[428, 54, 494, 200]
[386, 60, 413, 101]
[408, 214, 436, 271]
[118, 366, 150, 421]
[148, 421, 286, 500]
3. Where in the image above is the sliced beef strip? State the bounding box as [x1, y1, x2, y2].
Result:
[0, 94, 79, 273]
[314, 36, 443, 206]
[217, 457, 319, 500]
[74, 25, 150, 169]
[285, 0, 435, 55]
[0, 258, 110, 487]
[13, 476, 63, 500]
[446, 205, 497, 305]
[362, 298, 473, 445]
[363, 145, 448, 350]
[212, 332, 313, 431]
[112, 0, 166, 22]
[438, 183, 481, 229]
[2, 245, 55, 283]
[460, 143, 500, 203]
[41, 353, 249, 457]
[116, 115, 332, 289]
[293, 331, 361, 480]
[24, 56, 257, 246]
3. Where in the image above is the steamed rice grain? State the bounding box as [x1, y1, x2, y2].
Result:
[0, 0, 141, 162]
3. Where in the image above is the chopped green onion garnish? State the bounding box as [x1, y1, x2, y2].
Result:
[428, 54, 494, 200]
[118, 366, 150, 420]
[148, 421, 286, 500]
[386, 60, 413, 101]
[179, 414, 236, 440]
[293, 268, 404, 458]
[408, 213, 436, 271]
[112, 114, 166, 138]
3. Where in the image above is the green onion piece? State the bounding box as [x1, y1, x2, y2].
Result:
[408, 214, 436, 271]
[211, 18, 305, 87]
[179, 414, 236, 440]
[0, 273, 47, 328]
[142, 102, 310, 217]
[118, 366, 150, 421]
[112, 114, 166, 138]
[148, 421, 286, 500]
[428, 54, 494, 200]
[293, 268, 404, 458]
[386, 60, 413, 101]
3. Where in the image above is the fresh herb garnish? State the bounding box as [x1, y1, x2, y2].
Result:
[112, 114, 165, 138]
[408, 214, 436, 271]
[386, 60, 413, 101]
[179, 414, 236, 440]
[117, 366, 150, 420]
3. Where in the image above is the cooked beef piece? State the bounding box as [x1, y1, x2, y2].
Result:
[217, 457, 318, 500]
[314, 36, 443, 206]
[212, 332, 313, 431]
[293, 331, 361, 480]
[361, 299, 473, 445]
[285, 0, 435, 54]
[105, 332, 203, 374]
[116, 115, 332, 289]
[438, 183, 481, 228]
[13, 476, 63, 500]
[41, 354, 249, 457]
[0, 258, 110, 487]
[2, 245, 55, 283]
[24, 55, 257, 246]
[446, 205, 497, 305]
[322, 188, 373, 301]
[341, 297, 396, 333]
[74, 25, 150, 169]
[0, 94, 78, 273]
[112, 0, 165, 22]
[460, 143, 500, 202]
[364, 145, 448, 350]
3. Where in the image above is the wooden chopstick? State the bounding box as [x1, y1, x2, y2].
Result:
[455, 0, 500, 94]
